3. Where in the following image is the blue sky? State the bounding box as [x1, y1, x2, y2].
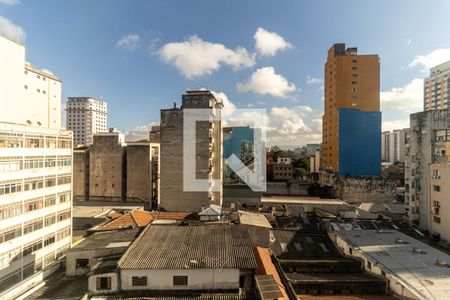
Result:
[1, 0, 450, 146]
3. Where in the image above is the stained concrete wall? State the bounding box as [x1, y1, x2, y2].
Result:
[406, 109, 449, 229]
[73, 148, 89, 200]
[89, 134, 125, 201]
[126, 144, 150, 204]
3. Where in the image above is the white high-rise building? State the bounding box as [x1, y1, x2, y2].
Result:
[424, 60, 450, 111]
[381, 129, 409, 163]
[66, 97, 107, 146]
[0, 35, 73, 300]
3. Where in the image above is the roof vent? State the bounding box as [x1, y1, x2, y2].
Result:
[436, 259, 449, 267]
[395, 238, 408, 244]
[412, 248, 427, 255]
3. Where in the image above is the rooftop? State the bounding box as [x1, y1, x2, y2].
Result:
[99, 209, 153, 230]
[270, 230, 341, 260]
[238, 210, 272, 228]
[118, 225, 257, 270]
[261, 196, 344, 205]
[69, 228, 140, 252]
[336, 229, 450, 300]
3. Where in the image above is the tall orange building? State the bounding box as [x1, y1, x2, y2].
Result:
[322, 43, 380, 173]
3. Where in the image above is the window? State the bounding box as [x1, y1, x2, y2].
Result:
[0, 180, 22, 195]
[24, 219, 43, 234]
[0, 157, 22, 172]
[45, 176, 57, 187]
[0, 225, 22, 243]
[76, 258, 89, 268]
[24, 177, 44, 191]
[96, 277, 111, 290]
[0, 203, 22, 220]
[433, 185, 441, 192]
[45, 196, 56, 207]
[173, 276, 188, 286]
[24, 198, 43, 212]
[367, 261, 372, 270]
[44, 234, 55, 246]
[58, 175, 71, 185]
[132, 276, 147, 286]
[23, 240, 43, 257]
[433, 216, 441, 224]
[44, 214, 56, 227]
[57, 210, 71, 222]
[0, 132, 23, 148]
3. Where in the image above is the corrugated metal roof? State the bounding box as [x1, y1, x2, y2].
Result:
[119, 225, 257, 270]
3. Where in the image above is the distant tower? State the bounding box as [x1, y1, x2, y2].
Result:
[322, 43, 381, 176]
[66, 97, 108, 146]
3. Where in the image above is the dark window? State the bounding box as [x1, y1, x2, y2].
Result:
[96, 277, 111, 290]
[76, 258, 89, 268]
[173, 276, 188, 286]
[132, 276, 147, 286]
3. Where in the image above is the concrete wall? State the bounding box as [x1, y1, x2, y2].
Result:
[265, 182, 310, 195]
[120, 268, 239, 290]
[405, 110, 449, 229]
[66, 248, 128, 276]
[88, 272, 118, 296]
[126, 144, 150, 204]
[89, 134, 125, 201]
[428, 163, 450, 242]
[0, 36, 61, 129]
[73, 148, 89, 200]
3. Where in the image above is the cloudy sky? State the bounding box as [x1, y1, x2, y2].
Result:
[1, 0, 450, 146]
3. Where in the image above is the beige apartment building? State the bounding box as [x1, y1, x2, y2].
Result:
[429, 163, 450, 242]
[159, 90, 223, 212]
[272, 157, 293, 181]
[424, 60, 450, 111]
[322, 43, 380, 172]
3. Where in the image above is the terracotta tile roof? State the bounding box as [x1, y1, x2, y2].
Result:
[100, 209, 153, 230]
[254, 247, 289, 300]
[111, 212, 123, 219]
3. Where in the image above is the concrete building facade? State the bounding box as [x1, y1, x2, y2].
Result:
[0, 36, 72, 300]
[424, 60, 450, 111]
[405, 110, 450, 229]
[159, 90, 223, 212]
[272, 157, 293, 181]
[322, 43, 380, 173]
[126, 142, 160, 208]
[89, 130, 126, 201]
[66, 97, 107, 146]
[0, 36, 62, 129]
[382, 128, 409, 163]
[429, 163, 450, 242]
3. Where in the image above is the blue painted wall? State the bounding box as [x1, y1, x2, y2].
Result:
[338, 108, 381, 177]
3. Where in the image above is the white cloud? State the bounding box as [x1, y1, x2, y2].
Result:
[159, 35, 255, 79]
[236, 67, 297, 98]
[409, 48, 450, 70]
[306, 75, 322, 85]
[381, 78, 423, 112]
[0, 16, 25, 42]
[124, 122, 159, 142]
[382, 119, 409, 132]
[254, 27, 292, 57]
[116, 33, 140, 50]
[0, 0, 20, 5]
